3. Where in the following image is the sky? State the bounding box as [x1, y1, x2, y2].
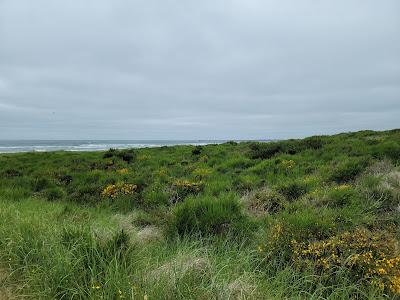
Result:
[0, 0, 399, 140]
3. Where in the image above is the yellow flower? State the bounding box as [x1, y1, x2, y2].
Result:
[91, 283, 101, 290]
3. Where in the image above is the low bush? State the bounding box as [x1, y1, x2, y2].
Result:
[2, 169, 22, 177]
[374, 141, 400, 162]
[101, 183, 137, 199]
[322, 185, 359, 208]
[191, 146, 203, 155]
[276, 180, 310, 201]
[169, 179, 203, 204]
[233, 174, 261, 193]
[44, 187, 65, 201]
[243, 188, 287, 216]
[170, 193, 249, 236]
[292, 228, 400, 295]
[327, 157, 370, 183]
[142, 185, 169, 207]
[103, 148, 136, 164]
[32, 177, 52, 192]
[249, 142, 283, 160]
[258, 208, 336, 262]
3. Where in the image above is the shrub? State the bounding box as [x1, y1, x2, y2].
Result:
[303, 136, 325, 150]
[169, 179, 203, 204]
[2, 169, 22, 178]
[103, 149, 136, 164]
[192, 146, 203, 155]
[322, 185, 359, 208]
[117, 150, 135, 164]
[374, 141, 400, 162]
[258, 208, 336, 262]
[101, 183, 137, 199]
[276, 180, 310, 201]
[362, 171, 400, 211]
[192, 168, 212, 180]
[292, 229, 400, 296]
[44, 187, 65, 201]
[249, 142, 283, 160]
[32, 177, 52, 192]
[170, 193, 249, 236]
[103, 148, 117, 158]
[55, 173, 73, 186]
[328, 157, 370, 183]
[243, 188, 287, 216]
[233, 175, 261, 193]
[143, 186, 169, 207]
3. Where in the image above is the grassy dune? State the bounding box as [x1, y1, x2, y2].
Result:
[0, 129, 399, 299]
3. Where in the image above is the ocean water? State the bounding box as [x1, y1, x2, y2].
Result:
[0, 140, 230, 153]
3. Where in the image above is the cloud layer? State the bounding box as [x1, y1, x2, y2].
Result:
[0, 0, 399, 139]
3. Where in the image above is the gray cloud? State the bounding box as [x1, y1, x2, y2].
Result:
[0, 0, 399, 139]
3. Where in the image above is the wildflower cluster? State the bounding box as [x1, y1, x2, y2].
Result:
[292, 228, 400, 295]
[101, 183, 137, 199]
[168, 179, 204, 204]
[173, 179, 203, 194]
[153, 167, 167, 178]
[281, 159, 296, 170]
[265, 223, 284, 254]
[192, 168, 211, 179]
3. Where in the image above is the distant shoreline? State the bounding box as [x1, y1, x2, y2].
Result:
[0, 139, 272, 153]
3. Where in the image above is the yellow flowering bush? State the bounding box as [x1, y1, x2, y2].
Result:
[137, 154, 150, 161]
[173, 179, 203, 193]
[281, 159, 296, 170]
[101, 183, 137, 199]
[169, 179, 204, 204]
[116, 168, 129, 175]
[292, 228, 400, 295]
[192, 168, 212, 179]
[155, 167, 168, 177]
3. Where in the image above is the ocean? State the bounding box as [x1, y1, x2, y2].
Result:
[0, 140, 231, 153]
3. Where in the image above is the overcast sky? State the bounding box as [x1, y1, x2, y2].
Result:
[0, 0, 399, 140]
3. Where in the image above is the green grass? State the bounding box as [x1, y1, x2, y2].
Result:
[0, 129, 400, 299]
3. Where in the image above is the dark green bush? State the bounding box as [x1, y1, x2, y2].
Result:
[377, 141, 400, 162]
[103, 148, 136, 164]
[249, 142, 283, 159]
[277, 180, 310, 201]
[32, 177, 52, 192]
[328, 157, 370, 183]
[303, 136, 325, 150]
[3, 169, 22, 177]
[170, 193, 249, 236]
[56, 173, 73, 186]
[44, 187, 65, 201]
[103, 148, 117, 159]
[322, 186, 359, 207]
[192, 146, 203, 155]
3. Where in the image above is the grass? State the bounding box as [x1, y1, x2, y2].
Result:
[0, 129, 400, 299]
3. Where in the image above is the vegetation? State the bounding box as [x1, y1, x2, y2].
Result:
[0, 129, 399, 299]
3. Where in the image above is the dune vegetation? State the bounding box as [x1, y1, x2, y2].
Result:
[0, 129, 400, 299]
